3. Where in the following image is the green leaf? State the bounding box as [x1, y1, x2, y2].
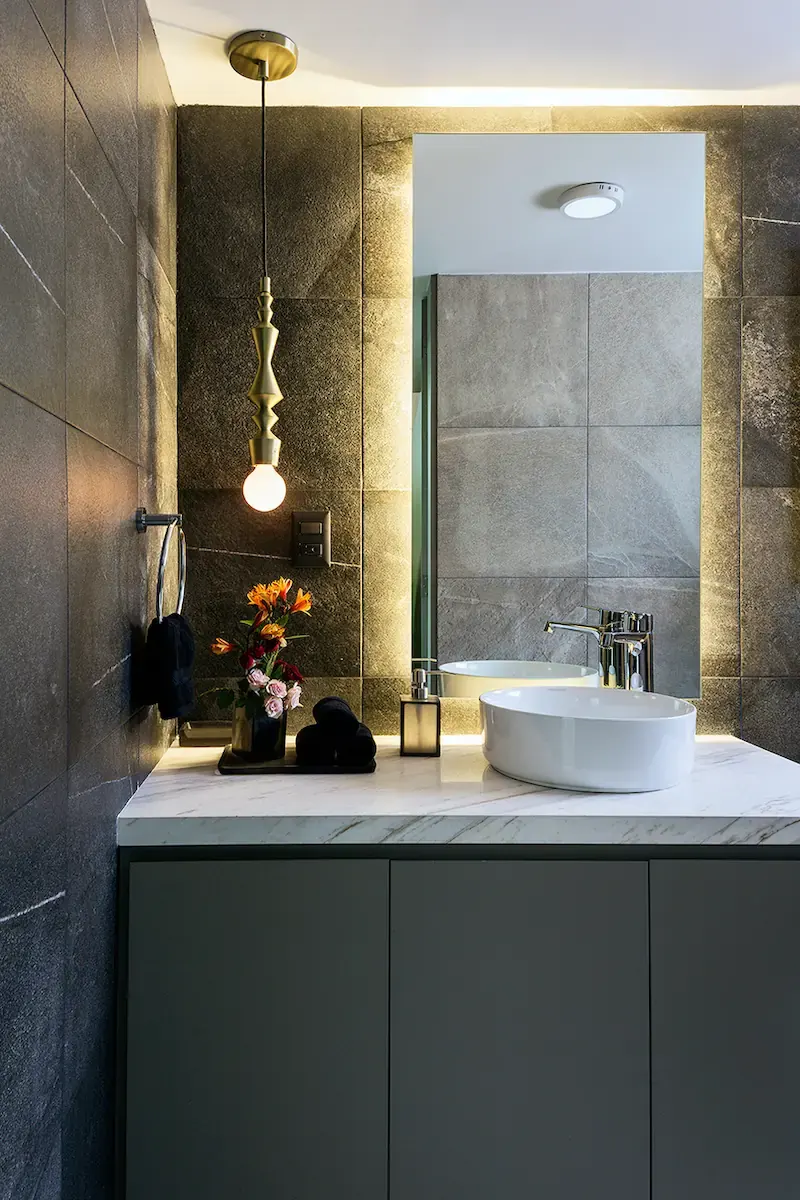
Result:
[240, 618, 256, 627]
[215, 689, 235, 710]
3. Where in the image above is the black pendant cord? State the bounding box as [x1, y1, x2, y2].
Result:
[261, 71, 268, 279]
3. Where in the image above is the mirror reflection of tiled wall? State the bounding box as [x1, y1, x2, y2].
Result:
[435, 273, 702, 696]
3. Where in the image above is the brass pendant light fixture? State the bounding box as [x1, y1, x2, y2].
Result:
[227, 30, 299, 512]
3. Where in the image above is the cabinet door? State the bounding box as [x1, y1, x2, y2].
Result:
[390, 861, 650, 1200]
[126, 860, 388, 1200]
[651, 861, 800, 1200]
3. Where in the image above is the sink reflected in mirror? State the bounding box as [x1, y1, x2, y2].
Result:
[440, 660, 599, 698]
[481, 687, 696, 793]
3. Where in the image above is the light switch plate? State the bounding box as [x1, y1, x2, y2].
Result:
[291, 510, 332, 567]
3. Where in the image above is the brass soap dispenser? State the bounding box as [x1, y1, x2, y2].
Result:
[400, 664, 441, 757]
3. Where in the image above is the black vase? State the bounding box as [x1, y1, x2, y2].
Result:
[231, 706, 288, 762]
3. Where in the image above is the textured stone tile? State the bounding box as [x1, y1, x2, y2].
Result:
[437, 577, 589, 666]
[438, 275, 588, 428]
[551, 108, 742, 298]
[743, 107, 800, 297]
[363, 491, 412, 678]
[192, 677, 362, 737]
[0, 777, 66, 1200]
[701, 298, 741, 677]
[742, 297, 800, 487]
[587, 578, 700, 698]
[362, 107, 553, 146]
[742, 678, 800, 761]
[185, 547, 361, 681]
[178, 106, 361, 300]
[0, 0, 65, 416]
[363, 136, 413, 300]
[137, 0, 176, 288]
[588, 274, 702, 425]
[0, 387, 67, 820]
[362, 677, 406, 736]
[364, 298, 413, 490]
[66, 0, 138, 207]
[694, 678, 741, 738]
[67, 428, 141, 765]
[180, 486, 361, 571]
[66, 88, 138, 462]
[29, 0, 65, 61]
[438, 427, 587, 577]
[178, 294, 362, 491]
[588, 426, 700, 578]
[741, 488, 800, 677]
[440, 698, 482, 736]
[135, 703, 176, 788]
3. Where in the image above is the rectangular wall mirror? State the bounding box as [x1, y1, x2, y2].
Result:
[412, 131, 705, 698]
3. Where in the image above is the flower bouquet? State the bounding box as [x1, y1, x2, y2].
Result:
[208, 577, 313, 761]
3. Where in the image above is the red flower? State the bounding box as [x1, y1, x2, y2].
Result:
[277, 660, 304, 684]
[251, 642, 266, 659]
[240, 651, 256, 670]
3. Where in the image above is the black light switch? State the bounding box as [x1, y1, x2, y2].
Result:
[292, 510, 331, 568]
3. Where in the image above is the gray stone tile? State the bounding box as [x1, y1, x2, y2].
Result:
[178, 294, 362, 492]
[588, 426, 700, 577]
[437, 577, 589, 666]
[137, 0, 176, 288]
[181, 486, 362, 571]
[742, 297, 800, 487]
[701, 298, 741, 677]
[588, 274, 702, 425]
[0, 777, 66, 1200]
[440, 698, 482, 736]
[587, 578, 700, 698]
[362, 677, 406, 736]
[0, 0, 65, 416]
[743, 107, 800, 297]
[741, 488, 800, 677]
[438, 427, 587, 577]
[177, 106, 362, 300]
[66, 88, 138, 462]
[67, 428, 141, 765]
[551, 108, 742, 299]
[742, 678, 800, 762]
[0, 387, 67, 820]
[29, 0, 64, 61]
[363, 137, 413, 300]
[362, 107, 553, 146]
[66, 0, 138, 208]
[437, 275, 588, 428]
[694, 678, 741, 738]
[363, 298, 413, 490]
[184, 546, 361, 682]
[363, 491, 412, 678]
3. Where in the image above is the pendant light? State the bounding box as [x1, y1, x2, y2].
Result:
[227, 31, 298, 511]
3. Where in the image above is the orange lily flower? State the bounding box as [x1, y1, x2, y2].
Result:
[247, 583, 277, 611]
[290, 587, 313, 614]
[257, 622, 287, 641]
[210, 637, 236, 655]
[273, 576, 293, 601]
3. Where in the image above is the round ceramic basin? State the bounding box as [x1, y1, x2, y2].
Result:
[439, 660, 599, 698]
[480, 686, 697, 793]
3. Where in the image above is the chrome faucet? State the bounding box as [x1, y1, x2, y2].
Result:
[544, 609, 654, 691]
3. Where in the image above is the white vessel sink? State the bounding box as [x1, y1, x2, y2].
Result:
[481, 687, 697, 793]
[439, 660, 599, 698]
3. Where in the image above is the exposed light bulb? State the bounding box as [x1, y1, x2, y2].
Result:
[243, 464, 286, 512]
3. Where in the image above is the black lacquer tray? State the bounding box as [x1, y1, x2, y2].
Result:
[218, 746, 377, 775]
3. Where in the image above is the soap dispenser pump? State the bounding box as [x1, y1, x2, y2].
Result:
[400, 663, 441, 757]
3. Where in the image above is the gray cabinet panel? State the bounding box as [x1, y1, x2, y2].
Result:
[390, 861, 650, 1200]
[651, 861, 800, 1200]
[126, 860, 388, 1200]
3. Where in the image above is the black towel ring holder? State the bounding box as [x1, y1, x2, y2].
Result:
[135, 508, 187, 623]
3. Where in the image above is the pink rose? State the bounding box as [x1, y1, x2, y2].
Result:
[286, 684, 302, 710]
[266, 679, 287, 699]
[264, 695, 284, 719]
[247, 668, 269, 691]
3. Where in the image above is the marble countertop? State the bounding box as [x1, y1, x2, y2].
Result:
[117, 735, 800, 848]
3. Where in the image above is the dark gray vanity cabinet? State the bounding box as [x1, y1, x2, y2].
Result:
[125, 861, 389, 1200]
[390, 862, 651, 1200]
[650, 861, 800, 1200]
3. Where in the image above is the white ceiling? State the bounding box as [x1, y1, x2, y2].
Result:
[413, 134, 705, 276]
[148, 0, 800, 105]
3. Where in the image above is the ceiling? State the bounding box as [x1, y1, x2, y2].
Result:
[413, 134, 705, 277]
[148, 0, 800, 105]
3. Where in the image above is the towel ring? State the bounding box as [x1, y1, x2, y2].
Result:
[135, 508, 187, 623]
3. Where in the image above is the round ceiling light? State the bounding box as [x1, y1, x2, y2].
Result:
[559, 182, 624, 219]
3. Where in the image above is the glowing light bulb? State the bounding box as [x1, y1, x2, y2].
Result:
[243, 464, 286, 512]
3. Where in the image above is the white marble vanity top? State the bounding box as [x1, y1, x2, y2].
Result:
[117, 735, 800, 848]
